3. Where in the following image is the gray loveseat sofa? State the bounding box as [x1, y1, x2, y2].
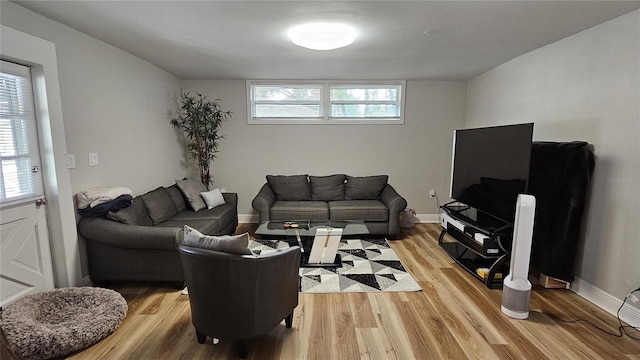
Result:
[78, 182, 238, 285]
[252, 174, 407, 238]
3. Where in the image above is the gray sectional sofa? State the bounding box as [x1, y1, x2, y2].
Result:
[78, 182, 238, 285]
[252, 174, 407, 238]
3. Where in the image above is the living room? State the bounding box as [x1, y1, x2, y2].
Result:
[1, 1, 639, 358]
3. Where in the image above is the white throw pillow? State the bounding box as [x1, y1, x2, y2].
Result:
[183, 225, 252, 255]
[200, 188, 226, 209]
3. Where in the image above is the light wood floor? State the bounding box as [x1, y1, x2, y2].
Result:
[4, 223, 640, 359]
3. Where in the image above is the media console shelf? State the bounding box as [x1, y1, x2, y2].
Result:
[438, 203, 513, 289]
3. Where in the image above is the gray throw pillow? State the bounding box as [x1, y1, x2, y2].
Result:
[175, 179, 207, 212]
[266, 174, 311, 201]
[310, 174, 345, 201]
[139, 187, 179, 225]
[183, 225, 252, 255]
[166, 185, 187, 212]
[344, 175, 389, 200]
[108, 199, 153, 226]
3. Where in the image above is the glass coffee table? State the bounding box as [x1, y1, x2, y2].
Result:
[255, 220, 369, 267]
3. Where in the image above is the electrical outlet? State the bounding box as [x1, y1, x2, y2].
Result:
[89, 152, 99, 166]
[64, 154, 76, 169]
[429, 189, 436, 198]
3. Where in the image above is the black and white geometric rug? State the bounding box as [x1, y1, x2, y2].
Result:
[249, 238, 422, 293]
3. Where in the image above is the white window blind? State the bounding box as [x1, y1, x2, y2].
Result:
[0, 60, 43, 205]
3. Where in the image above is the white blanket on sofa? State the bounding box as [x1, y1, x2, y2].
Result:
[77, 186, 133, 209]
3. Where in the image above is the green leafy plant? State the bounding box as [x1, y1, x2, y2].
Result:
[171, 90, 232, 189]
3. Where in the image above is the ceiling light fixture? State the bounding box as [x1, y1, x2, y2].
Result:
[288, 22, 357, 50]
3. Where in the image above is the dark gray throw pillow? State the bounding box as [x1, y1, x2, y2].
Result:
[310, 174, 345, 201]
[108, 199, 153, 226]
[175, 179, 207, 211]
[344, 175, 389, 200]
[266, 174, 311, 201]
[139, 187, 179, 225]
[166, 185, 187, 212]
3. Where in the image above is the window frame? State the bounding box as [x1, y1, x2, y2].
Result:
[0, 60, 43, 206]
[247, 80, 406, 125]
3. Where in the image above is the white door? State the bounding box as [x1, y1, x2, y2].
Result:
[0, 60, 55, 308]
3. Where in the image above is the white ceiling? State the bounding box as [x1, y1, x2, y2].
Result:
[12, 1, 640, 80]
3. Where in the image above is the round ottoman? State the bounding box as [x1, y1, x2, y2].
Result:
[0, 287, 127, 360]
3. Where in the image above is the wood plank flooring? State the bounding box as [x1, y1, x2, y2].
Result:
[3, 223, 639, 359]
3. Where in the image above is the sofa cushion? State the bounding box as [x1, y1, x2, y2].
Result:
[329, 200, 389, 221]
[170, 203, 237, 235]
[266, 175, 311, 201]
[139, 187, 178, 225]
[176, 179, 207, 211]
[270, 201, 329, 221]
[107, 199, 153, 226]
[345, 175, 389, 200]
[157, 218, 219, 236]
[201, 188, 226, 209]
[310, 174, 345, 201]
[166, 185, 187, 212]
[183, 225, 252, 255]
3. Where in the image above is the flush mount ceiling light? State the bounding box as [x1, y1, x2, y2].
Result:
[288, 22, 357, 50]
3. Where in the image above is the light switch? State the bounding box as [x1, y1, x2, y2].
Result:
[89, 152, 99, 166]
[65, 154, 76, 169]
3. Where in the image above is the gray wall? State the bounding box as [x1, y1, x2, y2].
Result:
[181, 80, 467, 220]
[1, 2, 183, 196]
[467, 10, 640, 314]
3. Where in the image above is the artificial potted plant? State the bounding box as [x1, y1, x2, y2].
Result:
[171, 90, 232, 189]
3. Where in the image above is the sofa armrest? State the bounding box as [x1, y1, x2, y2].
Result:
[222, 192, 238, 207]
[252, 183, 275, 222]
[78, 217, 182, 250]
[380, 184, 408, 236]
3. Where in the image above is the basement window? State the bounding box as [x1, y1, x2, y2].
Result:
[247, 81, 405, 124]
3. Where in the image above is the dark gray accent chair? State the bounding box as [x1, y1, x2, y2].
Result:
[178, 244, 301, 358]
[252, 174, 408, 238]
[78, 184, 238, 285]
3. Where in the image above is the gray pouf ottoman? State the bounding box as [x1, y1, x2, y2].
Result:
[1, 287, 127, 360]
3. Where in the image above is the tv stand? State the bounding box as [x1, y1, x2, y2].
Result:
[438, 203, 512, 288]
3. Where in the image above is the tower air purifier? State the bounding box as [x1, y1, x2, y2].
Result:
[501, 194, 536, 319]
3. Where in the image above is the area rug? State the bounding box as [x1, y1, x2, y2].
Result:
[249, 238, 422, 293]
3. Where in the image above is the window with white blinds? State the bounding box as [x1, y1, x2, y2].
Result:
[0, 60, 43, 205]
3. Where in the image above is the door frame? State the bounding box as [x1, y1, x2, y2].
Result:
[1, 25, 82, 287]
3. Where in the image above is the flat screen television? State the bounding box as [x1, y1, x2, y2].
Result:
[449, 123, 534, 223]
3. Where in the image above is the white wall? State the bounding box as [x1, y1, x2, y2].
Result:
[467, 10, 640, 316]
[1, 2, 183, 196]
[181, 80, 467, 220]
[1, 2, 183, 282]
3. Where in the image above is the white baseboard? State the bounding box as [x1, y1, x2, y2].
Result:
[415, 213, 440, 223]
[571, 277, 640, 327]
[239, 214, 259, 223]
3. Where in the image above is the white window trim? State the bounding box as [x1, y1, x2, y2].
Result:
[247, 80, 406, 125]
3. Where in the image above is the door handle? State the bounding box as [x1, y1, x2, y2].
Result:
[35, 198, 47, 208]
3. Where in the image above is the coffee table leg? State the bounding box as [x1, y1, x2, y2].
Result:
[294, 229, 304, 253]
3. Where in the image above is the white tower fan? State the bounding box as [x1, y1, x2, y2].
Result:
[501, 194, 536, 319]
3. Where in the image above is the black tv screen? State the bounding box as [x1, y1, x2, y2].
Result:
[449, 123, 534, 222]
